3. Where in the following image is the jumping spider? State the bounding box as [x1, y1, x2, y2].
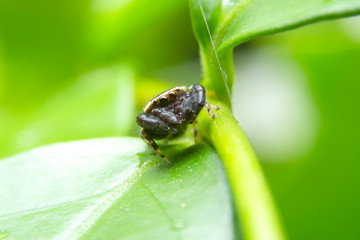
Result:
[136, 84, 219, 166]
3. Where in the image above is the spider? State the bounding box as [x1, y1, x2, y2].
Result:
[136, 84, 219, 166]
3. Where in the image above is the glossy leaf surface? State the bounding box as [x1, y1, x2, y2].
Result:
[0, 138, 235, 240]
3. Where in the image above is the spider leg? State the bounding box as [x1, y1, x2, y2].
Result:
[141, 135, 157, 155]
[205, 103, 220, 119]
[141, 129, 171, 166]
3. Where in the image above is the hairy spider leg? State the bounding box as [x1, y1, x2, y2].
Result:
[205, 103, 220, 119]
[141, 129, 171, 166]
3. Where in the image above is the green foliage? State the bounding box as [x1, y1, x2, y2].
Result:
[189, 0, 360, 102]
[217, 0, 360, 54]
[0, 0, 196, 157]
[85, 0, 196, 68]
[190, 0, 360, 52]
[189, 0, 360, 239]
[0, 138, 235, 239]
[0, 66, 135, 158]
[1, 0, 360, 239]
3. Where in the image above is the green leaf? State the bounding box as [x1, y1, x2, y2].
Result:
[187, 0, 360, 239]
[191, 0, 360, 54]
[0, 138, 236, 240]
[189, 0, 360, 99]
[216, 0, 360, 54]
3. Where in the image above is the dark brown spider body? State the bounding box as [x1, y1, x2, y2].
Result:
[136, 84, 219, 166]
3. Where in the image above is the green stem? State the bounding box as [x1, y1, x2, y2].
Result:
[190, 0, 286, 237]
[200, 103, 286, 240]
[200, 49, 233, 107]
[199, 21, 286, 240]
[201, 51, 287, 238]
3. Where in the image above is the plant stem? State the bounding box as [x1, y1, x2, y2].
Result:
[190, 0, 286, 237]
[199, 34, 286, 240]
[201, 103, 286, 240]
[200, 46, 234, 107]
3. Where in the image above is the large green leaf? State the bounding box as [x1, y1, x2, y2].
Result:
[0, 138, 236, 240]
[191, 0, 360, 54]
[218, 0, 360, 54]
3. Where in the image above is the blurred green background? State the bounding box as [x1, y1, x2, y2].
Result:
[0, 0, 359, 239]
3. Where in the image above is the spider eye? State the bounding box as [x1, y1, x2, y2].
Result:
[184, 107, 192, 115]
[159, 96, 168, 105]
[168, 92, 176, 101]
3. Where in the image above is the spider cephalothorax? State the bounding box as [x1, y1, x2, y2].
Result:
[136, 84, 219, 166]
